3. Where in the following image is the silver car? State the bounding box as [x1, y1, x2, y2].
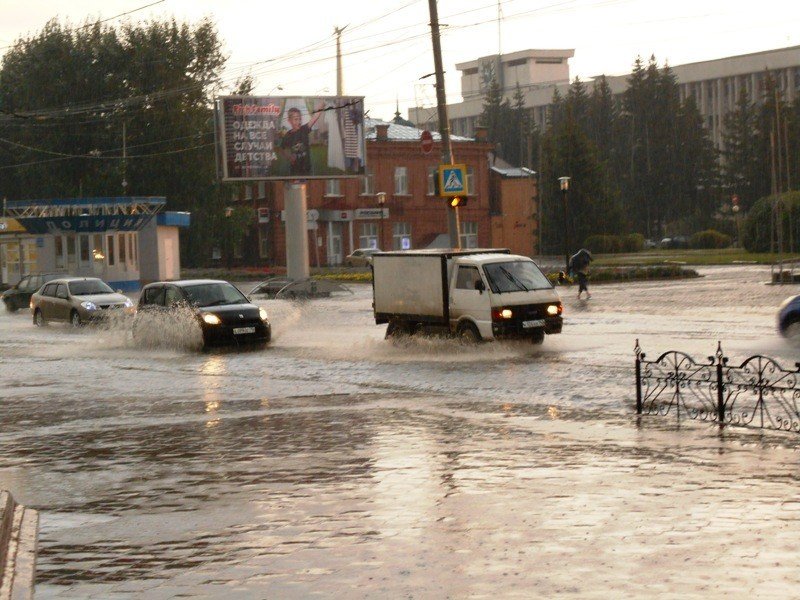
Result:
[31, 277, 134, 327]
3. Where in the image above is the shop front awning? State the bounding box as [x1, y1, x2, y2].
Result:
[2, 197, 166, 234]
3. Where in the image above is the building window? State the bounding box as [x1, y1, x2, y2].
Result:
[325, 179, 342, 196]
[394, 166, 408, 195]
[245, 185, 253, 201]
[79, 235, 90, 264]
[460, 221, 478, 249]
[257, 181, 267, 199]
[128, 235, 135, 265]
[93, 234, 104, 262]
[118, 233, 126, 264]
[466, 166, 475, 196]
[107, 234, 115, 266]
[427, 166, 437, 195]
[359, 222, 379, 249]
[392, 222, 412, 250]
[361, 169, 375, 195]
[259, 223, 270, 259]
[55, 236, 65, 270]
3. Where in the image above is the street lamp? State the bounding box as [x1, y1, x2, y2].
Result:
[732, 198, 741, 248]
[376, 192, 387, 250]
[558, 176, 571, 273]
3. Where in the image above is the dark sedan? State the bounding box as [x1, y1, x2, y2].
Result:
[2, 273, 62, 312]
[134, 280, 271, 348]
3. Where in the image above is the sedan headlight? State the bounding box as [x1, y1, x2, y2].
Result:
[202, 313, 222, 325]
[259, 308, 269, 322]
[123, 299, 133, 308]
[81, 301, 98, 311]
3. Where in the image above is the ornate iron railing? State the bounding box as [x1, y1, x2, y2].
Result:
[635, 340, 800, 433]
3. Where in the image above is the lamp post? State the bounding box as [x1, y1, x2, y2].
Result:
[376, 192, 386, 250]
[224, 206, 233, 269]
[558, 176, 571, 273]
[732, 200, 741, 248]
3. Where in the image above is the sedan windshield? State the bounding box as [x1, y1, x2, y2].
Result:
[183, 283, 248, 307]
[68, 280, 114, 295]
[483, 261, 552, 293]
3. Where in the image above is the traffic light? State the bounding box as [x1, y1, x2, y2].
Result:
[449, 196, 467, 208]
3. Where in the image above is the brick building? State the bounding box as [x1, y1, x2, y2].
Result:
[233, 119, 537, 267]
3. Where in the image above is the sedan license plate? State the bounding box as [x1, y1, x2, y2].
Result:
[233, 326, 256, 335]
[522, 319, 545, 329]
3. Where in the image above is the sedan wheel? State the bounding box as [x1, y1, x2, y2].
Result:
[70, 310, 82, 328]
[33, 309, 46, 327]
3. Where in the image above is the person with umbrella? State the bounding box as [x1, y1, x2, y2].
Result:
[569, 249, 593, 299]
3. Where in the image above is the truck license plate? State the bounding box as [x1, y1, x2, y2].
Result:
[233, 326, 256, 335]
[522, 319, 545, 328]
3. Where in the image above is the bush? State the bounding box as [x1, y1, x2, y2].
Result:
[690, 229, 731, 249]
[743, 191, 800, 252]
[584, 234, 622, 254]
[621, 233, 645, 252]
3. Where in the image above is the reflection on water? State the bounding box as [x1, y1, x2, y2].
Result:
[3, 272, 800, 596]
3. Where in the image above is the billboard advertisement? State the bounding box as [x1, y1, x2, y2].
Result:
[215, 95, 366, 181]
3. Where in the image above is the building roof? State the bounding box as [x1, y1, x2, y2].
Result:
[365, 117, 473, 142]
[490, 165, 536, 178]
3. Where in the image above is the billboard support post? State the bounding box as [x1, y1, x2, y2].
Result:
[285, 183, 310, 280]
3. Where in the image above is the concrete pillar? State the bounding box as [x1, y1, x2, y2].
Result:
[284, 182, 310, 280]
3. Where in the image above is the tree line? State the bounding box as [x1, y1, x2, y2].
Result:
[0, 18, 253, 267]
[482, 56, 800, 254]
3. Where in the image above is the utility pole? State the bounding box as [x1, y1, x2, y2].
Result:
[427, 0, 460, 248]
[334, 25, 348, 96]
[122, 121, 128, 196]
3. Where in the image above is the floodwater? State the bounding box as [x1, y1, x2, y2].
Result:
[2, 266, 800, 598]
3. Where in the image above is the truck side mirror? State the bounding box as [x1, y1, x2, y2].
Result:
[475, 280, 485, 293]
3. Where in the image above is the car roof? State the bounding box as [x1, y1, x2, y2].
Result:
[143, 279, 232, 288]
[45, 277, 105, 284]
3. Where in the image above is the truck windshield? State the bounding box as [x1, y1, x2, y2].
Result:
[483, 261, 551, 293]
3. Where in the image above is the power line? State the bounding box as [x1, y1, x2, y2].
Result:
[0, 0, 167, 51]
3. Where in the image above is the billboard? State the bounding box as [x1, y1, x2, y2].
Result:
[215, 95, 366, 181]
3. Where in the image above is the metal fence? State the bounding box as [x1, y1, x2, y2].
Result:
[635, 340, 800, 432]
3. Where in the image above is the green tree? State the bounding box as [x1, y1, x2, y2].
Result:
[0, 17, 228, 267]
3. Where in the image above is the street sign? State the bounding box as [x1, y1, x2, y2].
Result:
[420, 130, 433, 154]
[438, 164, 468, 197]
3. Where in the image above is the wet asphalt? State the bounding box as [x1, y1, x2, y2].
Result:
[2, 266, 800, 598]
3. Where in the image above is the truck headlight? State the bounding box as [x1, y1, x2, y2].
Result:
[547, 304, 562, 316]
[202, 313, 221, 325]
[259, 308, 269, 321]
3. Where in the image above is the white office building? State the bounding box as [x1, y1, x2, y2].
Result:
[409, 45, 800, 150]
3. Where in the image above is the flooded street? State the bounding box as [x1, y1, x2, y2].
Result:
[2, 266, 800, 598]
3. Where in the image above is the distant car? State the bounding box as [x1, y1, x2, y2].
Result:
[248, 277, 352, 300]
[344, 248, 380, 267]
[644, 239, 657, 249]
[778, 294, 800, 338]
[2, 273, 63, 313]
[659, 236, 689, 249]
[134, 279, 271, 348]
[31, 277, 133, 327]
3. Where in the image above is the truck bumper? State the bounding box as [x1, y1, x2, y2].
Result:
[491, 315, 562, 339]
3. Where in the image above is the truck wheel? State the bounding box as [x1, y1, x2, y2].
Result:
[457, 321, 481, 343]
[531, 330, 545, 345]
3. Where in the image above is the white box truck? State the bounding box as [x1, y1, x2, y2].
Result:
[373, 249, 563, 344]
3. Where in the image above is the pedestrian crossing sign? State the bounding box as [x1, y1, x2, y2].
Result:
[438, 164, 468, 197]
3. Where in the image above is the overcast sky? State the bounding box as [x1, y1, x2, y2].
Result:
[2, 0, 798, 121]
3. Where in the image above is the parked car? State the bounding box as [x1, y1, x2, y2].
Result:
[659, 236, 689, 249]
[31, 277, 133, 327]
[344, 248, 380, 267]
[134, 279, 271, 348]
[248, 277, 352, 300]
[2, 273, 63, 312]
[778, 294, 800, 337]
